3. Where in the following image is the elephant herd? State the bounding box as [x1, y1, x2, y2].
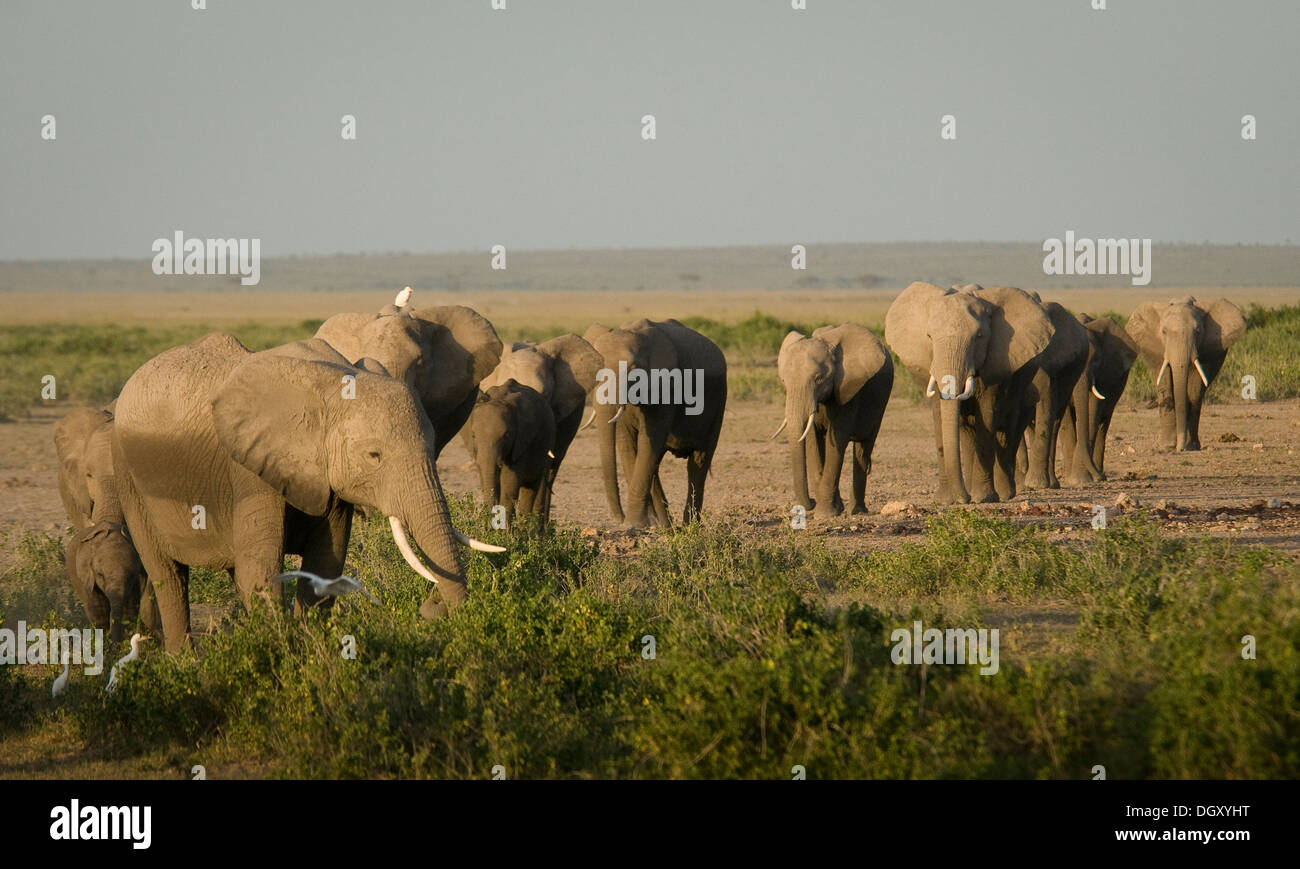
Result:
[50, 285, 1247, 653]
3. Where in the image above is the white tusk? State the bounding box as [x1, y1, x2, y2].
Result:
[608, 405, 624, 423]
[1091, 384, 1106, 400]
[956, 374, 976, 401]
[770, 418, 788, 440]
[578, 407, 596, 431]
[797, 413, 815, 443]
[1193, 358, 1209, 387]
[547, 450, 556, 459]
[394, 286, 412, 308]
[389, 516, 441, 585]
[453, 528, 507, 553]
[1156, 358, 1169, 386]
[925, 375, 938, 398]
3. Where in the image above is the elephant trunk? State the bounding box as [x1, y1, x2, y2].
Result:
[939, 393, 970, 504]
[596, 400, 624, 522]
[390, 461, 469, 616]
[91, 474, 124, 525]
[1171, 360, 1191, 451]
[477, 443, 502, 509]
[786, 390, 816, 509]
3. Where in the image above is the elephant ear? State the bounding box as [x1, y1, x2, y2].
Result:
[1200, 299, 1246, 358]
[354, 357, 391, 377]
[54, 408, 112, 525]
[974, 287, 1055, 381]
[1090, 318, 1139, 370]
[410, 305, 504, 386]
[1124, 301, 1165, 371]
[884, 282, 947, 376]
[812, 324, 888, 405]
[314, 312, 380, 363]
[211, 354, 340, 516]
[538, 334, 604, 419]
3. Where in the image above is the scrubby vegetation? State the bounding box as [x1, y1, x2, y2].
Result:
[2, 509, 1295, 779]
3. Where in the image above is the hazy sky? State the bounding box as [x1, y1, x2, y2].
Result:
[2, 0, 1296, 260]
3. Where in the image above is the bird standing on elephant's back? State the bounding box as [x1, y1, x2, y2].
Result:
[774, 324, 893, 516]
[583, 319, 727, 528]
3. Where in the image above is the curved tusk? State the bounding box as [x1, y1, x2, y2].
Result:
[394, 286, 412, 308]
[578, 407, 596, 431]
[1090, 384, 1106, 401]
[925, 375, 938, 398]
[608, 405, 624, 424]
[769, 418, 788, 440]
[1156, 358, 1169, 386]
[797, 413, 816, 443]
[956, 374, 976, 401]
[388, 516, 441, 585]
[1193, 358, 1209, 387]
[547, 450, 556, 459]
[453, 529, 506, 553]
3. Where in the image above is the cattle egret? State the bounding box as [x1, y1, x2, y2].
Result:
[52, 656, 70, 699]
[105, 633, 147, 694]
[273, 569, 380, 604]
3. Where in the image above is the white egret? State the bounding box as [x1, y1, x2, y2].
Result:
[273, 569, 381, 604]
[105, 633, 147, 694]
[51, 655, 71, 699]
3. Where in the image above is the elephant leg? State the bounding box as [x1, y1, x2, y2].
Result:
[232, 493, 288, 612]
[297, 503, 352, 612]
[1023, 376, 1053, 490]
[806, 424, 826, 484]
[138, 580, 162, 635]
[967, 395, 1000, 503]
[850, 442, 868, 515]
[684, 453, 708, 524]
[817, 427, 848, 517]
[1059, 403, 1078, 482]
[1015, 436, 1028, 488]
[624, 427, 663, 529]
[650, 471, 671, 528]
[1186, 386, 1206, 451]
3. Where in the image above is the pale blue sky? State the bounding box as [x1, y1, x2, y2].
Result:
[2, 0, 1296, 259]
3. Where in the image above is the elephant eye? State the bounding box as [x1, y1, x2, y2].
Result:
[364, 448, 382, 466]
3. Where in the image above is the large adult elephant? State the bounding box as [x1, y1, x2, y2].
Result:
[1018, 297, 1090, 491]
[1125, 297, 1247, 451]
[774, 324, 893, 516]
[113, 334, 500, 651]
[583, 319, 727, 528]
[467, 380, 556, 528]
[1058, 314, 1139, 484]
[315, 291, 503, 457]
[54, 407, 154, 641]
[885, 282, 1054, 504]
[472, 334, 603, 522]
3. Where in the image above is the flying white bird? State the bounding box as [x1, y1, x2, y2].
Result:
[394, 286, 413, 308]
[273, 570, 380, 604]
[51, 656, 70, 699]
[105, 633, 147, 694]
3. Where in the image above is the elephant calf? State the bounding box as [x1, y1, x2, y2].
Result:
[776, 325, 893, 516]
[468, 380, 557, 529]
[54, 407, 155, 640]
[65, 522, 144, 644]
[1058, 314, 1139, 484]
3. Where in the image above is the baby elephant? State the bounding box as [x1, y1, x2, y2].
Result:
[54, 407, 154, 639]
[66, 522, 144, 643]
[469, 380, 557, 529]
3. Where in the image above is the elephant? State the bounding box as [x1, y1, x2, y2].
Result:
[54, 408, 158, 637]
[775, 324, 894, 516]
[112, 333, 500, 651]
[1017, 297, 1090, 491]
[468, 380, 557, 528]
[885, 282, 1054, 504]
[1058, 314, 1140, 484]
[1125, 296, 1247, 451]
[314, 290, 503, 457]
[582, 319, 727, 528]
[469, 334, 603, 523]
[65, 522, 143, 643]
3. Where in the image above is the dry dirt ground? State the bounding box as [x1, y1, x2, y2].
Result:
[5, 395, 1299, 565]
